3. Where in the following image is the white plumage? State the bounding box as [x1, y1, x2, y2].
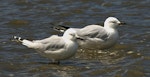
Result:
[14, 29, 78, 63]
[53, 17, 126, 50]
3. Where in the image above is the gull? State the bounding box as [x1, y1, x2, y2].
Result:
[52, 17, 126, 50]
[13, 29, 78, 64]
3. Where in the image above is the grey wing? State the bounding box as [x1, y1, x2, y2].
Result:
[33, 35, 65, 51]
[44, 37, 66, 51]
[77, 25, 108, 41]
[33, 35, 59, 44]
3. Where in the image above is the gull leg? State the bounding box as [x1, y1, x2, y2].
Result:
[50, 59, 60, 64]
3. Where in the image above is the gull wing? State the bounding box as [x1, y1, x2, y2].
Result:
[33, 35, 66, 51]
[77, 25, 109, 41]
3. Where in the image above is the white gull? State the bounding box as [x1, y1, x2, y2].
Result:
[13, 29, 78, 63]
[52, 17, 126, 50]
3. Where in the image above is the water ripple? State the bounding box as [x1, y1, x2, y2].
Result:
[0, 0, 149, 77]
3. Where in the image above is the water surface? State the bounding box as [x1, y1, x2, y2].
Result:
[0, 0, 149, 77]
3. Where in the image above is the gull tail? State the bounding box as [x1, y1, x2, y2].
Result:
[50, 23, 70, 33]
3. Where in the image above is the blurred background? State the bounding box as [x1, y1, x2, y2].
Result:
[0, 0, 149, 77]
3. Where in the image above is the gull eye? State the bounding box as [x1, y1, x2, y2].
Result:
[70, 33, 75, 36]
[110, 21, 116, 23]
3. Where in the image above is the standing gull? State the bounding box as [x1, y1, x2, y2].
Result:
[52, 17, 126, 50]
[13, 29, 78, 63]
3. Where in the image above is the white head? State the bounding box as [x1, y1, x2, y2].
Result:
[104, 17, 125, 29]
[63, 29, 77, 41]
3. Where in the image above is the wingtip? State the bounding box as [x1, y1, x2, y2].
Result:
[13, 36, 23, 42]
[52, 25, 70, 33]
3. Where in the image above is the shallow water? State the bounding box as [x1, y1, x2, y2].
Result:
[0, 0, 149, 77]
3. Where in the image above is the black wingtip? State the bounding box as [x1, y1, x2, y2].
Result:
[50, 23, 70, 32]
[13, 36, 23, 42]
[58, 25, 70, 29]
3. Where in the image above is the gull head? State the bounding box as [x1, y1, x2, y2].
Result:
[63, 29, 77, 41]
[104, 17, 126, 29]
